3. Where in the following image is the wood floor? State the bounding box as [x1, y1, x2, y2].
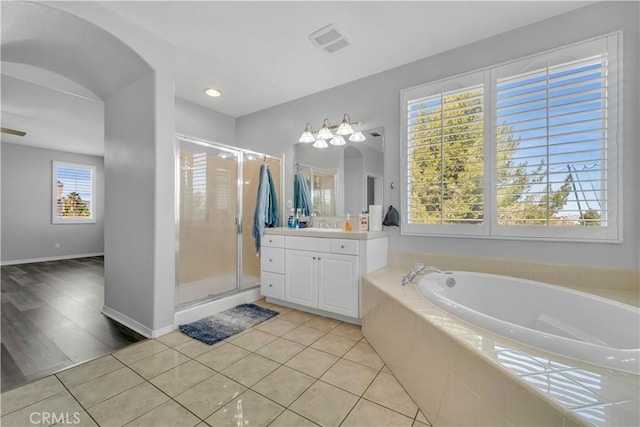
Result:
[1, 257, 144, 392]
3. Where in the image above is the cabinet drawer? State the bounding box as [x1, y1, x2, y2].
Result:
[261, 272, 284, 299]
[285, 236, 331, 252]
[263, 234, 284, 248]
[331, 239, 359, 255]
[261, 247, 284, 273]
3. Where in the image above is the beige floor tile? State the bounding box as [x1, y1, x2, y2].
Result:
[70, 367, 144, 408]
[87, 382, 168, 427]
[56, 356, 124, 389]
[222, 353, 280, 387]
[279, 309, 317, 324]
[330, 322, 363, 340]
[282, 325, 326, 346]
[205, 390, 284, 427]
[174, 338, 217, 358]
[252, 366, 315, 406]
[364, 373, 419, 418]
[1, 392, 82, 427]
[195, 342, 250, 371]
[285, 347, 339, 378]
[381, 365, 392, 374]
[289, 381, 358, 427]
[255, 337, 306, 364]
[257, 318, 299, 336]
[149, 360, 215, 397]
[67, 411, 99, 426]
[156, 330, 191, 347]
[416, 410, 429, 424]
[228, 329, 278, 351]
[413, 421, 429, 427]
[175, 373, 245, 419]
[320, 359, 378, 396]
[1, 375, 65, 415]
[310, 333, 358, 357]
[343, 341, 385, 370]
[113, 340, 169, 365]
[304, 316, 341, 332]
[125, 400, 199, 426]
[269, 409, 319, 427]
[128, 348, 190, 379]
[342, 398, 414, 427]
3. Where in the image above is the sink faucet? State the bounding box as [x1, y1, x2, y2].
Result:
[401, 264, 441, 286]
[316, 218, 326, 228]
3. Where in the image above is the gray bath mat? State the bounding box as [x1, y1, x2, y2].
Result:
[178, 303, 279, 345]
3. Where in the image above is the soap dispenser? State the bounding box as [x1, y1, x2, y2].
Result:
[345, 214, 352, 231]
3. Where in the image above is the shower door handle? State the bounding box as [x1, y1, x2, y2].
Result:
[236, 217, 242, 233]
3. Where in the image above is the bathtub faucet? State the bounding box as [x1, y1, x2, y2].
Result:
[401, 264, 442, 286]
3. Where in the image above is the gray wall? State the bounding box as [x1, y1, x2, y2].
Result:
[104, 73, 156, 329]
[175, 97, 236, 145]
[1, 143, 104, 263]
[236, 1, 639, 269]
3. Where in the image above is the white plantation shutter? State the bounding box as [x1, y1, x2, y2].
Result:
[401, 34, 620, 241]
[496, 53, 610, 226]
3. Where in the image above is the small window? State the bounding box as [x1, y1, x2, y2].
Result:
[52, 161, 96, 224]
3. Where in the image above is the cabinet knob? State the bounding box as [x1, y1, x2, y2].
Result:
[341, 245, 345, 249]
[269, 259, 273, 262]
[318, 257, 322, 261]
[269, 284, 273, 287]
[313, 257, 316, 260]
[269, 239, 272, 243]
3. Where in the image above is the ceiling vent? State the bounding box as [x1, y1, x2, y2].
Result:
[309, 24, 350, 54]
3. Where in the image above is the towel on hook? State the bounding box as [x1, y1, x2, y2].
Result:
[252, 164, 280, 255]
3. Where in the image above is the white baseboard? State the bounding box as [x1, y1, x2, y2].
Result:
[1, 252, 104, 266]
[102, 305, 173, 339]
[174, 288, 262, 326]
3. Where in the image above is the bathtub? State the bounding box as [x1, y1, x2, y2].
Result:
[417, 271, 640, 374]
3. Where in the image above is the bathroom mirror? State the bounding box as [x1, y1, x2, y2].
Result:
[294, 127, 384, 216]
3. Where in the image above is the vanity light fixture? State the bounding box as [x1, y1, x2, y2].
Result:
[298, 123, 315, 143]
[330, 135, 346, 146]
[312, 139, 329, 149]
[336, 114, 354, 135]
[316, 119, 334, 140]
[349, 131, 366, 142]
[204, 88, 222, 97]
[297, 114, 366, 148]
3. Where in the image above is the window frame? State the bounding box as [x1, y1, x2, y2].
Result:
[52, 161, 97, 224]
[400, 33, 621, 243]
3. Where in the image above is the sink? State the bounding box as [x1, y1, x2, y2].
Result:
[299, 228, 345, 232]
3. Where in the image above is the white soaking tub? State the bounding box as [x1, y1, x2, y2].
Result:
[417, 271, 640, 374]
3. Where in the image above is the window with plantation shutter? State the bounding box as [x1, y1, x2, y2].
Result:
[401, 33, 620, 242]
[52, 161, 96, 224]
[406, 81, 485, 226]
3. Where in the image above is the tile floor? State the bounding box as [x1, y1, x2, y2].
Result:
[1, 300, 432, 427]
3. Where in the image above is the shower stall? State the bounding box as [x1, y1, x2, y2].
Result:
[176, 135, 282, 308]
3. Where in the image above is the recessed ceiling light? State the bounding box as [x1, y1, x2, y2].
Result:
[204, 88, 222, 97]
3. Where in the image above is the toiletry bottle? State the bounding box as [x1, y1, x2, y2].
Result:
[345, 214, 352, 231]
[288, 208, 296, 228]
[359, 210, 369, 231]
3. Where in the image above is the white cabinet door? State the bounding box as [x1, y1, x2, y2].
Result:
[285, 249, 317, 308]
[317, 253, 358, 318]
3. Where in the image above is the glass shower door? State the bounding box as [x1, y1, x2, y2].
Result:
[178, 140, 239, 306]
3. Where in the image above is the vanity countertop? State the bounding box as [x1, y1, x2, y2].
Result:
[265, 227, 388, 240]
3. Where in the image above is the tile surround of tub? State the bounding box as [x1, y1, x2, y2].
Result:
[362, 266, 640, 427]
[388, 250, 640, 302]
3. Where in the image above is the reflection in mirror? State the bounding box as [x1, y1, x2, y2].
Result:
[294, 127, 384, 217]
[296, 164, 337, 216]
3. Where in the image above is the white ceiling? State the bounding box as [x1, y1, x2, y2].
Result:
[1, 1, 590, 156]
[99, 1, 590, 118]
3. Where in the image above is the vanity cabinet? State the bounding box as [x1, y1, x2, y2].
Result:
[284, 249, 358, 317]
[260, 231, 387, 322]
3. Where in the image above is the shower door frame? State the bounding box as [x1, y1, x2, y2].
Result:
[175, 135, 283, 310]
